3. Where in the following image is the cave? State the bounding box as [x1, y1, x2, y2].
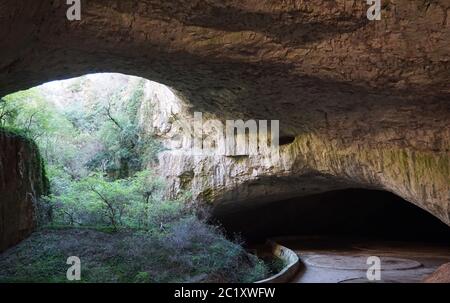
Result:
[213, 189, 450, 243]
[0, 0, 449, 284]
[213, 189, 450, 283]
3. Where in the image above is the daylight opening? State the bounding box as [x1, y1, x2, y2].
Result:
[0, 73, 280, 283]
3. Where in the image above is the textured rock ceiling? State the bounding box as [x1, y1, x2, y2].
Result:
[0, 0, 449, 224]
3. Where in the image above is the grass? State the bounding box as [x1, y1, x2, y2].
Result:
[0, 223, 271, 283]
[264, 256, 287, 275]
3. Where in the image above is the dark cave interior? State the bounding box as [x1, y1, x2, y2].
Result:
[214, 189, 450, 244]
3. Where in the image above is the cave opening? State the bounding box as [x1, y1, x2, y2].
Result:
[213, 188, 450, 244]
[0, 73, 284, 283]
[0, 0, 449, 284]
[1, 73, 449, 283]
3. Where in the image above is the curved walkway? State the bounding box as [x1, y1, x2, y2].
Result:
[276, 237, 450, 283]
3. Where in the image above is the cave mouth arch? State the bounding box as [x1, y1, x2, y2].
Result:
[3, 74, 449, 244]
[212, 188, 450, 244]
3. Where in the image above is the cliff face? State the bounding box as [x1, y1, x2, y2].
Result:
[0, 1, 449, 225]
[140, 81, 450, 226]
[0, 130, 48, 252]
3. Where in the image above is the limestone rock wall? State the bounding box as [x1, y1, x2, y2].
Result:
[140, 81, 450, 226]
[0, 130, 49, 252]
[0, 1, 449, 226]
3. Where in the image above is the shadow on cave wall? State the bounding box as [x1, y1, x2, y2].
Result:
[135, 0, 373, 48]
[213, 189, 450, 244]
[177, 6, 369, 47]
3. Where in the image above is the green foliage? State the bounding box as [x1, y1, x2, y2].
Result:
[46, 170, 168, 231]
[0, 226, 269, 283]
[0, 98, 19, 127]
[91, 83, 162, 178]
[2, 89, 68, 141]
[134, 271, 151, 283]
[33, 167, 271, 283]
[0, 75, 272, 284]
[2, 81, 164, 230]
[3, 80, 162, 180]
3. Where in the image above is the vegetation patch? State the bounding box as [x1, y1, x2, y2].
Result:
[0, 224, 269, 283]
[0, 75, 271, 283]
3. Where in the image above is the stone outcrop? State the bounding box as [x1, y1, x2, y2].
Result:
[0, 1, 449, 224]
[423, 262, 450, 283]
[0, 130, 48, 252]
[141, 80, 449, 225]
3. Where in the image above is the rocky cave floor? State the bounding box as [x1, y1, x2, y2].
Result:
[276, 236, 450, 283]
[220, 189, 450, 283]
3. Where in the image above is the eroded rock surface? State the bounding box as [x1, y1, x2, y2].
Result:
[423, 262, 450, 283]
[0, 1, 449, 224]
[140, 80, 449, 225]
[0, 131, 48, 252]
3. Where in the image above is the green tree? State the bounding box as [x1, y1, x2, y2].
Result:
[0, 98, 18, 127]
[77, 174, 133, 230]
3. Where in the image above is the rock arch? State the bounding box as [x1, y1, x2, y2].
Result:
[0, 0, 449, 225]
